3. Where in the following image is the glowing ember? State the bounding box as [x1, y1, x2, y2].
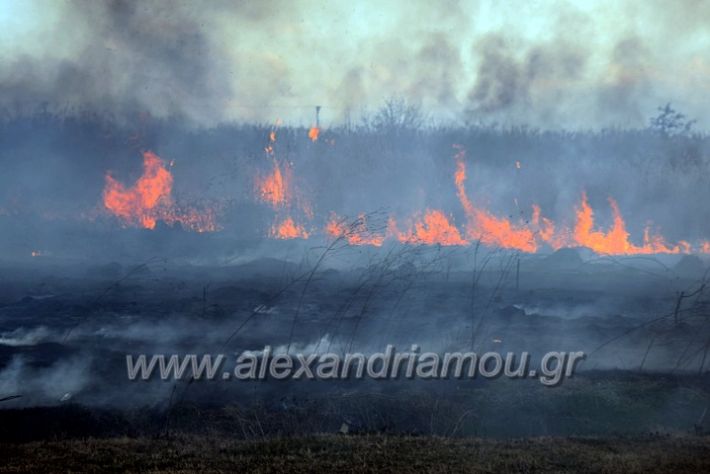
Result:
[308, 127, 320, 142]
[103, 151, 218, 232]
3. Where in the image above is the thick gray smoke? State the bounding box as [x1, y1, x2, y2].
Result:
[0, 0, 707, 128]
[1, 1, 232, 122]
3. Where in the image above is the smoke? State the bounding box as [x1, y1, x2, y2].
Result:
[0, 1, 232, 123]
[594, 37, 653, 126]
[0, 326, 53, 347]
[0, 0, 707, 128]
[0, 355, 91, 403]
[465, 32, 588, 125]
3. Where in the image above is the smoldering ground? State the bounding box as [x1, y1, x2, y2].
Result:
[2, 244, 710, 438]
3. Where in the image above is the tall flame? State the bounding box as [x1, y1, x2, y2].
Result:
[256, 161, 290, 209]
[103, 151, 218, 232]
[256, 130, 310, 239]
[453, 147, 536, 252]
[103, 151, 174, 230]
[572, 193, 686, 254]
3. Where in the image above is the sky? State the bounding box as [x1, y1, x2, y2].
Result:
[0, 0, 707, 128]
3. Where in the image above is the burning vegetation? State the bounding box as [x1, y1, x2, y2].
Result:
[247, 133, 709, 256]
[255, 130, 313, 240]
[308, 126, 320, 142]
[102, 151, 219, 232]
[91, 127, 710, 256]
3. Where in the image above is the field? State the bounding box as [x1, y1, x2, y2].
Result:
[1, 116, 710, 471]
[2, 434, 710, 473]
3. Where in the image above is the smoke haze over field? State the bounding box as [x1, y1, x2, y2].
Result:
[0, 0, 709, 258]
[0, 0, 708, 128]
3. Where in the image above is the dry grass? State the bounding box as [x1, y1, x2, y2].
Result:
[1, 434, 709, 473]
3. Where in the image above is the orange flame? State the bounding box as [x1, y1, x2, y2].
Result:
[271, 216, 309, 239]
[325, 213, 385, 246]
[454, 148, 536, 252]
[308, 127, 320, 142]
[256, 161, 290, 209]
[572, 193, 684, 254]
[256, 141, 706, 254]
[394, 211, 468, 246]
[103, 151, 218, 232]
[531, 204, 566, 249]
[103, 151, 173, 230]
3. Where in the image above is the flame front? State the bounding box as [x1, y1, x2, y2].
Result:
[571, 193, 686, 255]
[99, 135, 709, 255]
[257, 141, 707, 254]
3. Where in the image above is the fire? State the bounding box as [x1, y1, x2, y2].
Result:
[453, 148, 537, 252]
[271, 216, 309, 239]
[97, 134, 707, 255]
[103, 151, 218, 232]
[394, 211, 468, 246]
[103, 151, 173, 230]
[326, 212, 467, 247]
[31, 251, 42, 257]
[572, 193, 684, 255]
[256, 161, 290, 209]
[531, 204, 565, 248]
[251, 139, 707, 254]
[325, 213, 385, 246]
[256, 130, 312, 240]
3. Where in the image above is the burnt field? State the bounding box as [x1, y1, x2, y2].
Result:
[1, 115, 710, 471]
[1, 243, 710, 442]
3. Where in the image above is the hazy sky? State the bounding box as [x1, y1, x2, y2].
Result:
[0, 0, 707, 128]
